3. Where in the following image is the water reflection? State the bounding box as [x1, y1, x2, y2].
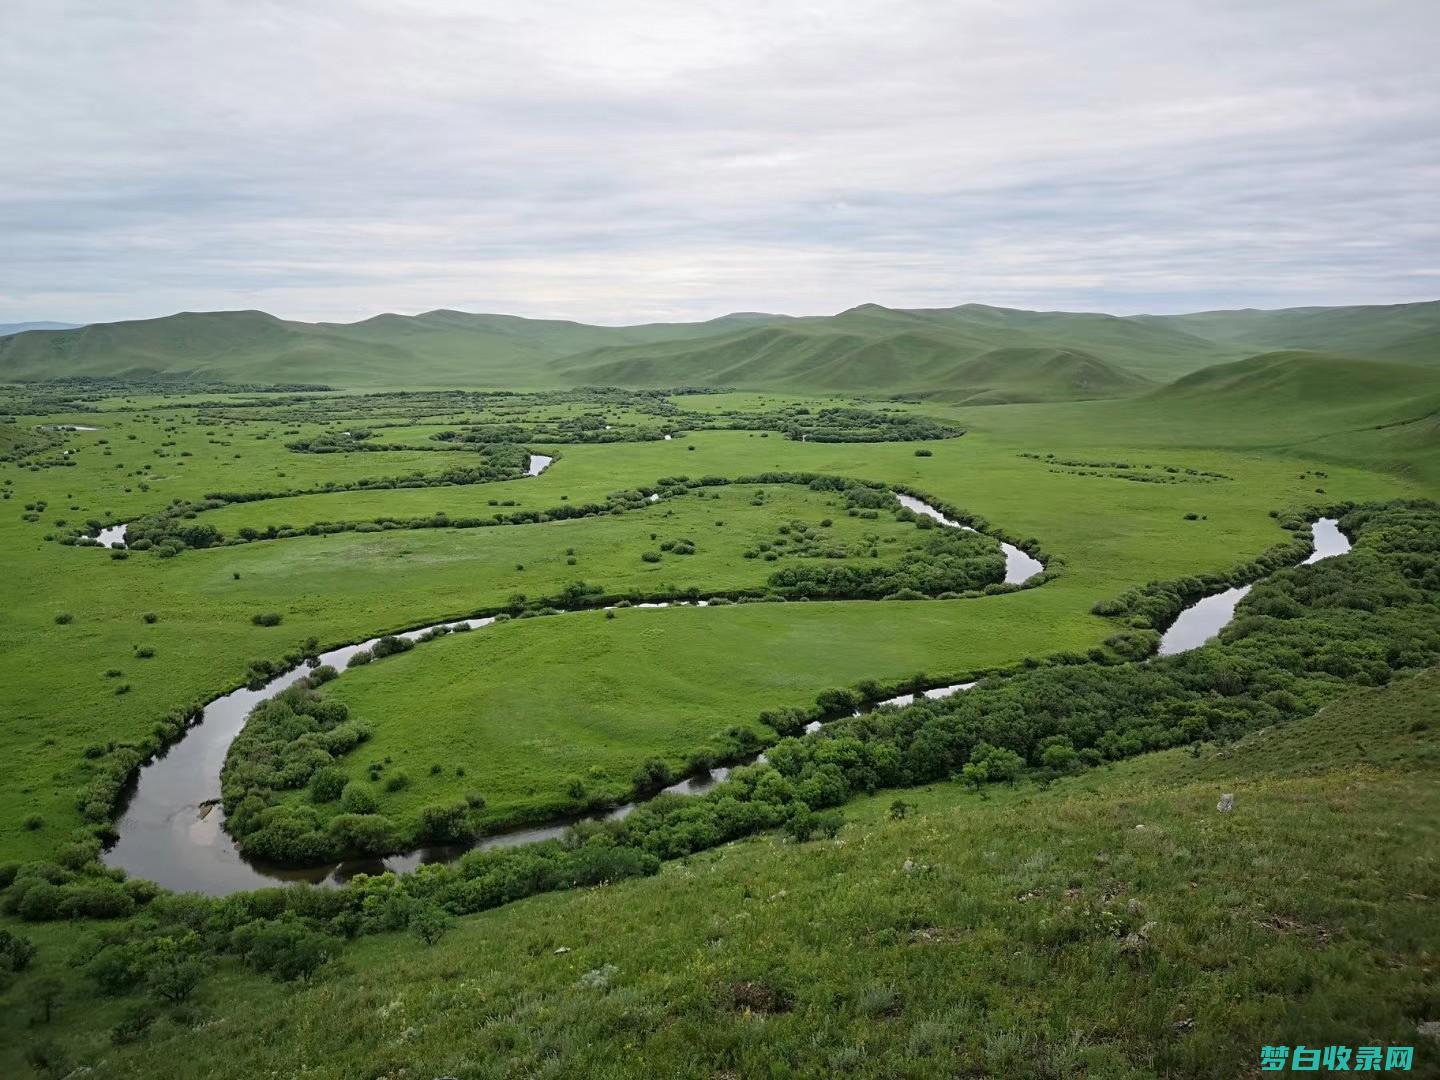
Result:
[1157, 518, 1350, 656]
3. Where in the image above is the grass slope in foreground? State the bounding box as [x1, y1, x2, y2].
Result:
[3, 668, 1435, 1078]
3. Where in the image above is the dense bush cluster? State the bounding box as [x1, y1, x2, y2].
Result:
[766, 526, 1003, 599]
[671, 404, 963, 442]
[433, 418, 680, 445]
[220, 679, 379, 862]
[412, 400, 958, 446]
[777, 407, 961, 443]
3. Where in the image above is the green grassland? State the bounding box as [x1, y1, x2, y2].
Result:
[311, 594, 1068, 832]
[1, 332, 1438, 1078]
[0, 363, 1429, 861]
[4, 665, 1434, 1078]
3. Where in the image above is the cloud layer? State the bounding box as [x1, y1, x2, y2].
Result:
[4, 0, 1437, 323]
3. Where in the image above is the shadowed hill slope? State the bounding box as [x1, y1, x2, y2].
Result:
[554, 324, 1153, 401]
[554, 302, 1239, 390]
[1139, 300, 1440, 367]
[1151, 349, 1440, 421]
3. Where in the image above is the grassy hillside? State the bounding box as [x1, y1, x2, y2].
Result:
[920, 350, 1440, 487]
[554, 302, 1238, 392]
[0, 302, 1239, 393]
[5, 300, 1438, 391]
[0, 310, 773, 388]
[930, 346, 1153, 403]
[1149, 350, 1440, 431]
[1141, 300, 1440, 367]
[4, 665, 1434, 1078]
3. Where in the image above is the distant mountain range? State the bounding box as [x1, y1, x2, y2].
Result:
[1, 301, 1436, 401]
[0, 321, 81, 335]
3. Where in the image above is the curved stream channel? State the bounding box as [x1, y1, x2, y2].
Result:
[101, 483, 1347, 895]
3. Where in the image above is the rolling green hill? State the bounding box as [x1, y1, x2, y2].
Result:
[554, 326, 1154, 401]
[3, 299, 1437, 393]
[0, 309, 778, 388]
[555, 302, 1238, 391]
[1150, 349, 1440, 421]
[1139, 300, 1440, 367]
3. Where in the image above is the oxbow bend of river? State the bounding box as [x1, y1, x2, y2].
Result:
[100, 488, 1349, 895]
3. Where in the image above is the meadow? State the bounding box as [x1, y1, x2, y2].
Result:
[0, 368, 1436, 1078]
[0, 391, 1413, 860]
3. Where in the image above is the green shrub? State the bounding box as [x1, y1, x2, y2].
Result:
[251, 612, 283, 627]
[0, 929, 37, 972]
[230, 917, 335, 982]
[309, 766, 347, 804]
[417, 801, 473, 843]
[340, 782, 379, 814]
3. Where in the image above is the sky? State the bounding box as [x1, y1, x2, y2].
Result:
[3, 0, 1438, 326]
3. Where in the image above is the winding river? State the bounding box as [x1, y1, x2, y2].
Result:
[1157, 518, 1350, 655]
[99, 482, 1348, 895]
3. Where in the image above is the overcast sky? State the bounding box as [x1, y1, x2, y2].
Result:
[3, 0, 1437, 325]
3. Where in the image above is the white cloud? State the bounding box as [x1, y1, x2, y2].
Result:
[2, 0, 1437, 322]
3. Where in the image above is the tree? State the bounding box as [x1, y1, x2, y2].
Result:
[960, 760, 990, 795]
[147, 956, 207, 1004]
[959, 742, 1026, 793]
[784, 805, 818, 842]
[231, 919, 334, 982]
[1040, 743, 1079, 773]
[410, 905, 452, 946]
[971, 742, 1025, 786]
[32, 976, 64, 1024]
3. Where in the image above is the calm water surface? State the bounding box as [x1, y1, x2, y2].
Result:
[1156, 519, 1350, 656]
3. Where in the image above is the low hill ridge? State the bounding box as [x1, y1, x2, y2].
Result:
[1, 299, 1434, 390]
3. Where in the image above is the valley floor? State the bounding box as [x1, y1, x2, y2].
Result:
[0, 379, 1436, 1077]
